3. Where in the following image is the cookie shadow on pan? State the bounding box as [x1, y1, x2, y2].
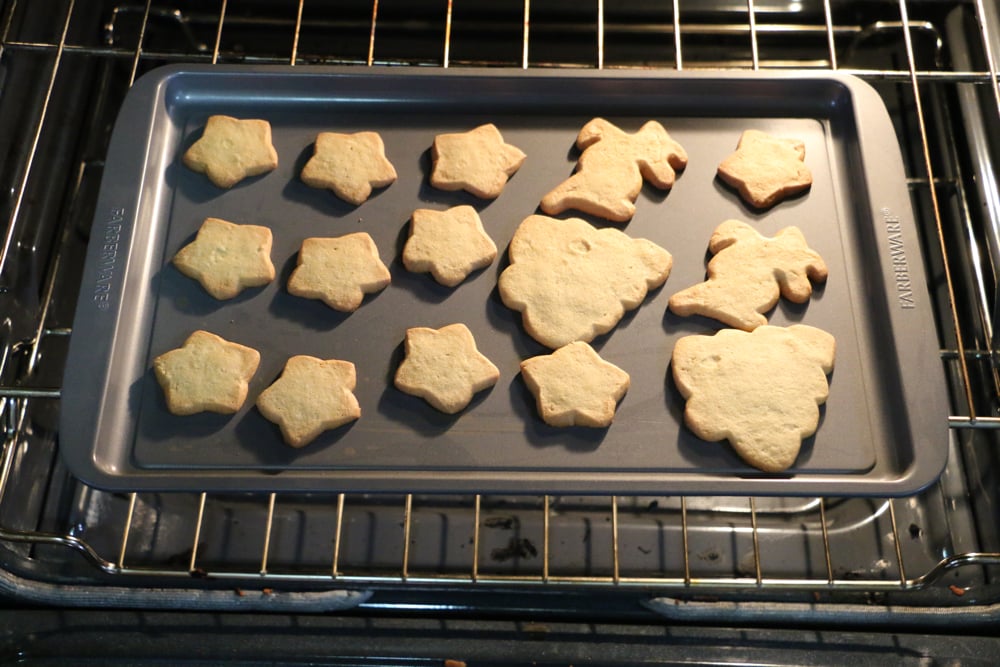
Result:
[712, 174, 811, 217]
[509, 376, 609, 452]
[135, 371, 235, 443]
[232, 408, 358, 467]
[155, 264, 268, 318]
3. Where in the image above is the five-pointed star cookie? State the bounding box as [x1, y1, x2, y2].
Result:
[717, 129, 812, 209]
[256, 356, 361, 447]
[287, 233, 391, 312]
[182, 115, 279, 189]
[173, 217, 276, 300]
[394, 323, 500, 414]
[301, 131, 397, 205]
[153, 330, 261, 416]
[520, 341, 630, 428]
[402, 206, 498, 287]
[430, 123, 527, 199]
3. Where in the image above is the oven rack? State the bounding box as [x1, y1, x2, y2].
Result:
[1, 0, 999, 617]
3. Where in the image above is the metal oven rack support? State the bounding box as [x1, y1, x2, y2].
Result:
[1, 0, 1000, 621]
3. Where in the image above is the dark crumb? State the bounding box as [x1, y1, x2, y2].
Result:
[491, 537, 538, 562]
[909, 523, 922, 539]
[697, 548, 720, 562]
[637, 545, 652, 555]
[262, 588, 274, 596]
[812, 591, 821, 602]
[646, 499, 659, 511]
[234, 588, 244, 597]
[949, 584, 966, 596]
[190, 567, 208, 579]
[484, 516, 517, 530]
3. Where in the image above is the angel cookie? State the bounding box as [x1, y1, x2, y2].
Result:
[182, 115, 278, 189]
[430, 124, 526, 199]
[717, 129, 812, 208]
[672, 325, 836, 472]
[257, 356, 361, 447]
[520, 342, 630, 428]
[301, 131, 397, 205]
[541, 118, 687, 223]
[394, 323, 500, 414]
[668, 220, 827, 331]
[499, 215, 672, 348]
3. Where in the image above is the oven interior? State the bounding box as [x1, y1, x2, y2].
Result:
[1, 0, 999, 628]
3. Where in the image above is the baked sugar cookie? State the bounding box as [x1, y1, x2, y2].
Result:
[541, 118, 687, 223]
[182, 115, 278, 189]
[498, 215, 672, 348]
[430, 124, 526, 199]
[153, 330, 260, 416]
[172, 217, 275, 300]
[301, 131, 397, 205]
[520, 341, 630, 428]
[256, 356, 361, 447]
[668, 220, 827, 331]
[287, 233, 391, 312]
[394, 323, 500, 414]
[672, 325, 835, 472]
[402, 206, 497, 287]
[717, 129, 812, 208]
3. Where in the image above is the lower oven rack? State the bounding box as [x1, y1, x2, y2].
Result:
[1, 0, 1000, 621]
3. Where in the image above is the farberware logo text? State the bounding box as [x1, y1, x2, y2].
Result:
[93, 207, 125, 311]
[881, 207, 915, 309]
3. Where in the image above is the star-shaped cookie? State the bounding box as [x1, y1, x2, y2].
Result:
[256, 356, 361, 447]
[287, 233, 391, 312]
[717, 129, 812, 208]
[402, 206, 498, 287]
[172, 217, 276, 300]
[394, 323, 500, 414]
[182, 115, 279, 189]
[301, 131, 397, 205]
[153, 330, 260, 416]
[430, 124, 527, 199]
[520, 342, 630, 428]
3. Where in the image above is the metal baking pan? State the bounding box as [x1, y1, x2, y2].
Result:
[60, 65, 948, 495]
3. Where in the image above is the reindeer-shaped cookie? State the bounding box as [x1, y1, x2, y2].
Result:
[540, 118, 687, 223]
[669, 220, 827, 331]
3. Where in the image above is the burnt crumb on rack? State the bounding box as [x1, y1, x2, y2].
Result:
[483, 516, 519, 530]
[491, 537, 538, 562]
[909, 523, 923, 539]
[697, 548, 721, 562]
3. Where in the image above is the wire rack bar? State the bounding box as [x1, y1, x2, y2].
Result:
[0, 0, 76, 281]
[331, 493, 345, 578]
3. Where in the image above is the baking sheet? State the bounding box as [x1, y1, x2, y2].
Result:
[60, 66, 948, 495]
